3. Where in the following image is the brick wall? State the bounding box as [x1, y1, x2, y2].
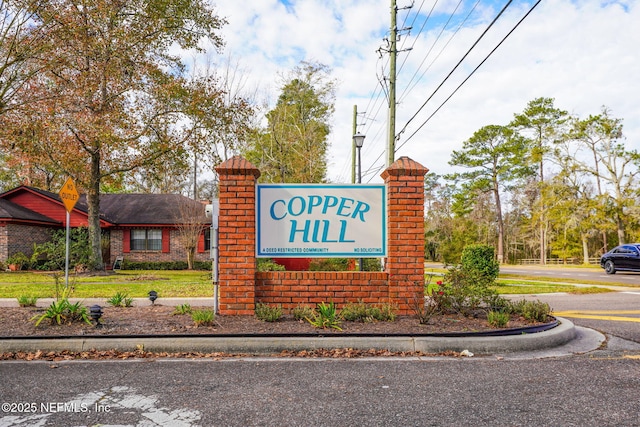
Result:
[1, 223, 54, 261]
[109, 228, 211, 265]
[0, 226, 7, 261]
[215, 157, 260, 315]
[215, 155, 428, 316]
[383, 157, 429, 314]
[256, 271, 389, 310]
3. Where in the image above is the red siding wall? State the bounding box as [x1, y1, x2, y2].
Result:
[6, 192, 87, 226]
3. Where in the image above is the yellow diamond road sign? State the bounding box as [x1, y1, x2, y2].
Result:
[59, 177, 79, 213]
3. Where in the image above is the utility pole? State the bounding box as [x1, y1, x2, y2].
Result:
[352, 105, 357, 183]
[385, 0, 412, 166]
[388, 0, 398, 167]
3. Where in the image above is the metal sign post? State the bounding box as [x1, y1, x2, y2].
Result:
[206, 200, 220, 313]
[59, 178, 79, 287]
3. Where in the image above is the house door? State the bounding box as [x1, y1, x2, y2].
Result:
[102, 230, 111, 268]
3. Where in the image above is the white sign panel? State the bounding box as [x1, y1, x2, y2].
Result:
[257, 184, 386, 258]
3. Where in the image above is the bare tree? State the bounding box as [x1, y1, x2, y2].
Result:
[173, 197, 208, 270]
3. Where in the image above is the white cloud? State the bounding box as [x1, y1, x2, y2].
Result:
[208, 0, 640, 183]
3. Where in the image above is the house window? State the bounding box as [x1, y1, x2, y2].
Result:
[204, 227, 211, 251]
[131, 229, 162, 251]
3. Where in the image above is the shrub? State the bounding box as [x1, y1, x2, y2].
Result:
[106, 292, 134, 307]
[306, 301, 342, 330]
[191, 309, 215, 327]
[363, 258, 383, 271]
[340, 301, 369, 321]
[483, 293, 512, 313]
[119, 260, 212, 270]
[173, 303, 192, 315]
[341, 301, 397, 322]
[309, 258, 349, 271]
[17, 295, 38, 307]
[32, 227, 92, 271]
[519, 300, 551, 322]
[255, 303, 283, 322]
[308, 258, 382, 272]
[440, 266, 498, 315]
[460, 244, 500, 285]
[292, 304, 314, 320]
[412, 295, 439, 325]
[7, 252, 29, 270]
[256, 258, 286, 272]
[487, 310, 510, 328]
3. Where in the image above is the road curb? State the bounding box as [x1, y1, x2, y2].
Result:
[0, 317, 578, 355]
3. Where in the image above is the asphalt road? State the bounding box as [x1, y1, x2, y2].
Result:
[1, 267, 640, 427]
[426, 262, 640, 286]
[0, 355, 639, 427]
[500, 265, 640, 286]
[525, 291, 640, 346]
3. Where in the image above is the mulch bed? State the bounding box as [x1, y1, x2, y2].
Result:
[0, 305, 540, 337]
[0, 305, 551, 360]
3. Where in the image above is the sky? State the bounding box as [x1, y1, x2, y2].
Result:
[205, 0, 640, 184]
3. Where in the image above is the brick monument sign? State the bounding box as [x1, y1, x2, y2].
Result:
[215, 155, 428, 316]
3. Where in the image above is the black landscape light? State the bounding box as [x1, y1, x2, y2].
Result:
[89, 304, 103, 328]
[148, 290, 158, 305]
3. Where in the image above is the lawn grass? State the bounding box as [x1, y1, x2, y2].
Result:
[0, 270, 213, 299]
[0, 268, 618, 300]
[492, 279, 613, 295]
[425, 270, 616, 294]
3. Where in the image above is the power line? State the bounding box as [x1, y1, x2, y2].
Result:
[396, 0, 515, 140]
[398, 0, 481, 104]
[362, 0, 542, 181]
[396, 0, 544, 152]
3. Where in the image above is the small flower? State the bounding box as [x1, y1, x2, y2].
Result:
[436, 281, 442, 285]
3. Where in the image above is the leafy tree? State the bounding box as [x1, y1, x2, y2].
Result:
[0, 0, 56, 115]
[243, 61, 335, 183]
[567, 107, 638, 245]
[423, 172, 453, 261]
[448, 125, 532, 263]
[511, 97, 569, 264]
[0, 0, 229, 270]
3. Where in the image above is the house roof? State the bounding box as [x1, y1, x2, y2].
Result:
[99, 193, 209, 225]
[0, 198, 61, 225]
[0, 186, 209, 227]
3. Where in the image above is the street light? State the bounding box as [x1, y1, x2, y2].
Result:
[353, 133, 365, 185]
[353, 133, 366, 272]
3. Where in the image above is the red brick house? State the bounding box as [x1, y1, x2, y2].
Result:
[0, 186, 211, 268]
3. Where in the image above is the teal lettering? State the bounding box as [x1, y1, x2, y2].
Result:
[336, 198, 354, 217]
[322, 196, 338, 214]
[338, 220, 354, 242]
[289, 220, 310, 242]
[311, 219, 321, 243]
[308, 195, 323, 213]
[321, 220, 337, 242]
[269, 200, 286, 220]
[288, 196, 306, 216]
[351, 201, 370, 222]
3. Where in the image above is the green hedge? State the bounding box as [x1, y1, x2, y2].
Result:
[121, 260, 212, 270]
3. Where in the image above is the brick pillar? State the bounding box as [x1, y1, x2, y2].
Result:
[215, 156, 260, 315]
[381, 156, 429, 315]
